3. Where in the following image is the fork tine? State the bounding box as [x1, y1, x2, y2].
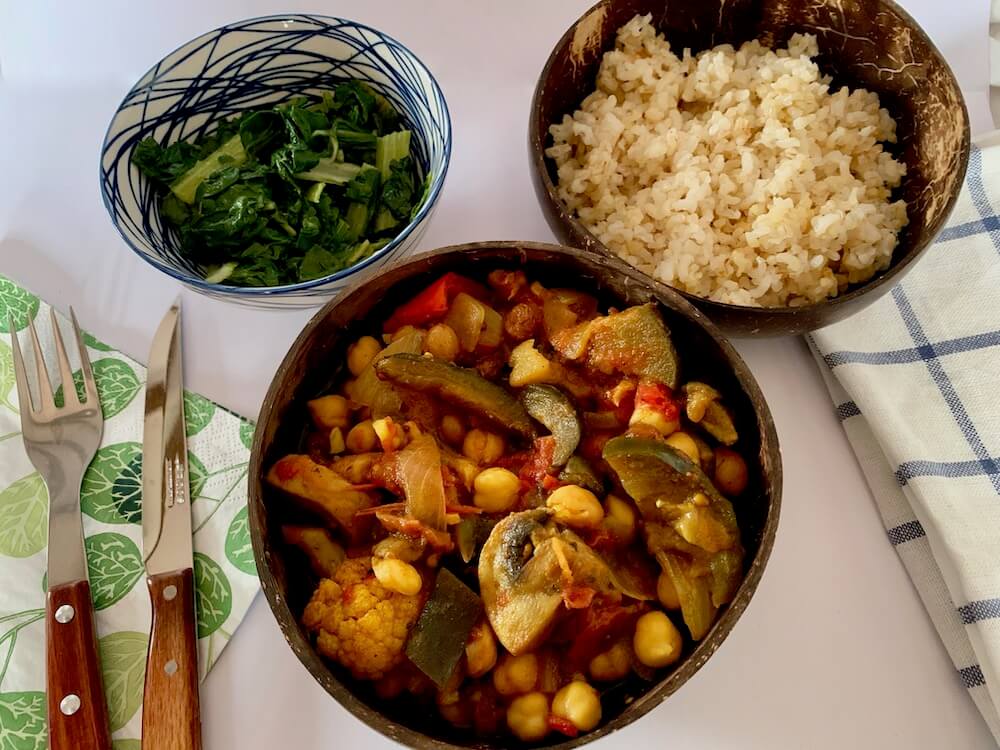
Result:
[69, 308, 98, 405]
[50, 308, 78, 406]
[25, 315, 54, 410]
[9, 316, 34, 415]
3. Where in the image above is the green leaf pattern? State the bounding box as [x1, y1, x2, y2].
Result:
[184, 391, 215, 437]
[83, 331, 113, 352]
[55, 358, 141, 418]
[98, 632, 148, 731]
[0, 692, 46, 750]
[188, 451, 208, 499]
[0, 340, 15, 413]
[86, 533, 144, 611]
[225, 506, 256, 575]
[239, 421, 254, 450]
[81, 442, 143, 524]
[0, 280, 38, 334]
[0, 475, 47, 558]
[195, 553, 232, 638]
[0, 275, 257, 745]
[111, 453, 143, 524]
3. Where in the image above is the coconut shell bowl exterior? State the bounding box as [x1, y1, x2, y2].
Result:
[529, 0, 970, 336]
[248, 241, 782, 748]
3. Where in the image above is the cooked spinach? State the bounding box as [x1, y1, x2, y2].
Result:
[132, 81, 426, 286]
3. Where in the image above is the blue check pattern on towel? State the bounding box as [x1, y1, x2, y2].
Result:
[809, 134, 1000, 742]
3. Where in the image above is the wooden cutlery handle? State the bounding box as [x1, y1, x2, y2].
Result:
[143, 569, 203, 750]
[46, 580, 112, 750]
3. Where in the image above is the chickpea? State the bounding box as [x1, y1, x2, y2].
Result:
[589, 641, 632, 682]
[440, 414, 466, 446]
[346, 420, 377, 453]
[465, 620, 498, 678]
[656, 571, 681, 610]
[602, 495, 636, 543]
[438, 693, 471, 727]
[425, 323, 460, 361]
[307, 394, 350, 430]
[372, 557, 422, 596]
[665, 431, 700, 465]
[463, 429, 505, 464]
[715, 448, 749, 496]
[506, 692, 549, 742]
[473, 467, 521, 513]
[328, 427, 346, 455]
[547, 485, 604, 529]
[493, 652, 538, 696]
[347, 336, 382, 376]
[633, 611, 683, 668]
[551, 681, 602, 733]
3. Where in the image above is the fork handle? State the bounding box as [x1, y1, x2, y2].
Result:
[46, 580, 112, 750]
[143, 568, 202, 750]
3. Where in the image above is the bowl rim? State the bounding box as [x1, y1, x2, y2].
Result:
[98, 12, 453, 296]
[527, 0, 971, 319]
[248, 240, 783, 749]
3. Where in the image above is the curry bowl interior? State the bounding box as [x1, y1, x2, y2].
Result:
[249, 242, 781, 748]
[529, 0, 969, 335]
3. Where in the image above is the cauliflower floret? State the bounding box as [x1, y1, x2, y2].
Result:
[302, 557, 422, 680]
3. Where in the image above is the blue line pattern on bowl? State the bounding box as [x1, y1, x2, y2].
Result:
[100, 14, 452, 308]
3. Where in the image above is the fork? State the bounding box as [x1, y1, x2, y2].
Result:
[10, 309, 112, 750]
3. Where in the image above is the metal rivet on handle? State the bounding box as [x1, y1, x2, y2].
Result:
[54, 605, 75, 624]
[163, 585, 177, 601]
[164, 659, 178, 676]
[60, 694, 81, 715]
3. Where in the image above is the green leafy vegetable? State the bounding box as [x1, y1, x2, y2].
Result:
[132, 82, 424, 287]
[382, 156, 416, 221]
[171, 134, 247, 204]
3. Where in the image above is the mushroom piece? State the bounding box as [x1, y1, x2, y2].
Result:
[478, 509, 618, 655]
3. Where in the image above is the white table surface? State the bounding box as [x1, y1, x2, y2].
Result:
[0, 1, 996, 747]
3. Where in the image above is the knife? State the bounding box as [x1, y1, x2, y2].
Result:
[141, 301, 202, 750]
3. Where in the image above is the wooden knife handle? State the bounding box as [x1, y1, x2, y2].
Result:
[46, 580, 112, 750]
[142, 569, 202, 750]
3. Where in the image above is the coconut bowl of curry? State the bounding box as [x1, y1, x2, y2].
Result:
[248, 241, 782, 748]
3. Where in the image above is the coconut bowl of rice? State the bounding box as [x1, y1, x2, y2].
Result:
[529, 0, 969, 336]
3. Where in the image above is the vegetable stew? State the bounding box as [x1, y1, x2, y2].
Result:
[265, 268, 754, 743]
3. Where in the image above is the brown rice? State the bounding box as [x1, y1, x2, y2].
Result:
[546, 15, 908, 307]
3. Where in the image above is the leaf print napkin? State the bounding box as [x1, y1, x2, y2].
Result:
[0, 274, 259, 749]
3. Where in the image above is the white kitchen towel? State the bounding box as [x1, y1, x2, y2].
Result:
[992, 0, 1000, 125]
[808, 131, 1000, 743]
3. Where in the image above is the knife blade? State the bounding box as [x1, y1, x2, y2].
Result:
[141, 301, 202, 750]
